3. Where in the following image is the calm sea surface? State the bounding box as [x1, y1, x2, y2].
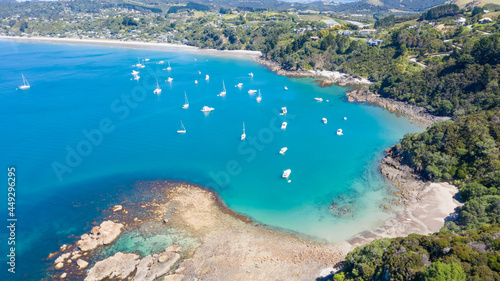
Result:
[0, 40, 422, 279]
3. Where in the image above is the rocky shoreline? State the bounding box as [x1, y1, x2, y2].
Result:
[47, 181, 347, 281]
[348, 146, 462, 248]
[254, 57, 371, 87]
[345, 87, 451, 127]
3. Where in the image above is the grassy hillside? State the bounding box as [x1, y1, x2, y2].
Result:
[453, 0, 500, 8]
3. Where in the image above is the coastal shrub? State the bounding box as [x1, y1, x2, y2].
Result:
[422, 261, 466, 281]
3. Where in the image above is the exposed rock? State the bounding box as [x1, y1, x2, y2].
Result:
[345, 87, 450, 127]
[163, 274, 185, 281]
[77, 259, 89, 270]
[255, 57, 371, 87]
[47, 252, 58, 259]
[55, 262, 64, 270]
[76, 220, 123, 251]
[468, 242, 487, 252]
[133, 250, 181, 281]
[165, 245, 182, 253]
[113, 205, 123, 212]
[60, 273, 67, 279]
[85, 252, 140, 281]
[60, 244, 67, 252]
[55, 252, 71, 264]
[163, 218, 169, 224]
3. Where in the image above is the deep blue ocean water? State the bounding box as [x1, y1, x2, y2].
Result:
[0, 40, 422, 279]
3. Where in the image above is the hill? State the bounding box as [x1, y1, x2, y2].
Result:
[334, 0, 448, 14]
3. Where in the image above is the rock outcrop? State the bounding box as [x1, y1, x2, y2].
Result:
[345, 87, 450, 127]
[76, 220, 123, 251]
[84, 252, 140, 281]
[85, 246, 182, 281]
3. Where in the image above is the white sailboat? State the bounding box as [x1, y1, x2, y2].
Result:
[167, 77, 173, 83]
[282, 169, 291, 179]
[241, 122, 246, 140]
[158, 61, 164, 65]
[322, 118, 327, 124]
[284, 86, 288, 91]
[194, 80, 198, 85]
[280, 107, 287, 115]
[201, 106, 215, 112]
[153, 79, 162, 95]
[144, 58, 150, 62]
[281, 122, 287, 130]
[337, 129, 343, 136]
[182, 92, 189, 109]
[235, 83, 243, 87]
[344, 117, 347, 120]
[218, 80, 226, 97]
[279, 147, 288, 155]
[248, 73, 254, 77]
[19, 74, 30, 90]
[177, 121, 186, 134]
[167, 61, 172, 71]
[136, 58, 145, 68]
[314, 97, 323, 102]
[256, 90, 262, 102]
[131, 70, 139, 75]
[205, 74, 209, 80]
[248, 89, 257, 95]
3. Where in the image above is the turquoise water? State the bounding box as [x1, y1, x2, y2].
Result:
[0, 40, 422, 279]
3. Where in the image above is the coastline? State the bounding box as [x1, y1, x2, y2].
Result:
[0, 35, 262, 59]
[255, 56, 372, 87]
[48, 181, 348, 280]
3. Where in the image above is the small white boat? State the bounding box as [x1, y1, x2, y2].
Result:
[279, 147, 288, 155]
[167, 77, 173, 83]
[205, 75, 209, 80]
[133, 75, 140, 81]
[182, 92, 189, 109]
[135, 58, 144, 68]
[280, 107, 287, 115]
[344, 117, 347, 120]
[19, 74, 30, 90]
[153, 79, 162, 95]
[256, 90, 262, 103]
[166, 61, 172, 71]
[158, 61, 164, 65]
[314, 97, 323, 102]
[235, 83, 243, 87]
[201, 106, 215, 112]
[248, 89, 257, 95]
[218, 80, 226, 97]
[131, 70, 139, 75]
[284, 86, 288, 91]
[281, 122, 287, 130]
[144, 58, 150, 62]
[198, 70, 201, 74]
[282, 169, 291, 179]
[322, 118, 327, 124]
[194, 80, 198, 85]
[177, 121, 186, 134]
[241, 122, 246, 140]
[248, 73, 254, 77]
[337, 129, 343, 136]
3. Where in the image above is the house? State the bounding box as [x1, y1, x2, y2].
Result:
[323, 19, 340, 28]
[455, 17, 466, 25]
[367, 39, 384, 46]
[359, 29, 376, 36]
[479, 17, 493, 24]
[339, 30, 352, 36]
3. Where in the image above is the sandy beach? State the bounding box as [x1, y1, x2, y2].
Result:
[0, 35, 262, 59]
